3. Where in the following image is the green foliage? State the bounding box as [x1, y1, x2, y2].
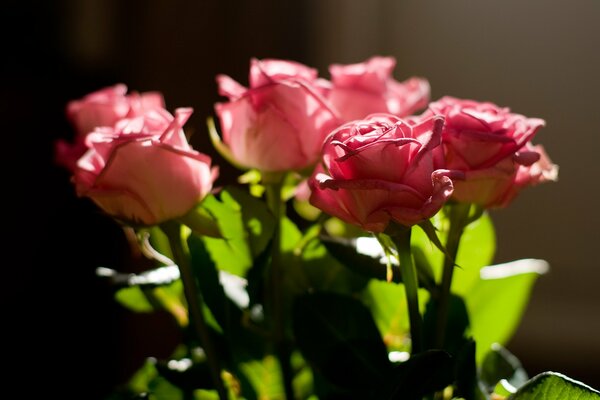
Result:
[481, 344, 528, 393]
[508, 372, 600, 399]
[465, 259, 547, 363]
[411, 211, 496, 293]
[200, 186, 275, 277]
[103, 183, 588, 400]
[360, 279, 429, 352]
[292, 291, 390, 398]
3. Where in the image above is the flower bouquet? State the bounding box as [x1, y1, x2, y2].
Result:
[57, 56, 599, 400]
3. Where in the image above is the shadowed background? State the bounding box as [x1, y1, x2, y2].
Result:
[7, 0, 599, 398]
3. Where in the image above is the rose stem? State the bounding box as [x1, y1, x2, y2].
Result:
[393, 226, 424, 354]
[162, 222, 228, 400]
[264, 172, 295, 400]
[435, 203, 471, 349]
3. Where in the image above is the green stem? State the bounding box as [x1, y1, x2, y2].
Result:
[392, 227, 424, 354]
[162, 222, 228, 400]
[264, 173, 295, 400]
[435, 203, 471, 349]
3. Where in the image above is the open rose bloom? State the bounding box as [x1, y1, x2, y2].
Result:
[51, 55, 584, 400]
[425, 97, 558, 207]
[327, 56, 430, 122]
[73, 108, 217, 226]
[215, 58, 339, 172]
[56, 84, 165, 171]
[309, 114, 456, 232]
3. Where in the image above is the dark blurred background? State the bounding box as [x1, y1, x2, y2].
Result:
[6, 0, 599, 398]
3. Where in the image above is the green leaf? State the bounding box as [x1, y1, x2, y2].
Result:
[375, 351, 455, 400]
[200, 187, 275, 277]
[411, 211, 496, 294]
[238, 355, 285, 400]
[148, 375, 186, 400]
[188, 234, 235, 328]
[452, 212, 496, 294]
[508, 372, 600, 399]
[292, 292, 391, 397]
[115, 286, 155, 313]
[188, 229, 268, 364]
[129, 358, 159, 393]
[360, 279, 429, 352]
[301, 235, 369, 295]
[112, 273, 187, 326]
[481, 343, 528, 393]
[465, 259, 548, 363]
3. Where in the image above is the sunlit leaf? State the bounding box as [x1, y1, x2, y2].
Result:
[361, 280, 429, 352]
[115, 286, 155, 313]
[465, 259, 548, 363]
[508, 372, 600, 399]
[481, 343, 528, 393]
[238, 355, 285, 400]
[200, 187, 275, 277]
[129, 358, 159, 394]
[411, 211, 496, 294]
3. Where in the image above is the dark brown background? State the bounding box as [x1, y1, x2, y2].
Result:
[6, 0, 599, 398]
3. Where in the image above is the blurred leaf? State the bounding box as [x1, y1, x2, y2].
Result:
[411, 211, 496, 293]
[293, 197, 321, 221]
[452, 212, 496, 294]
[148, 226, 174, 261]
[360, 280, 429, 352]
[508, 372, 600, 399]
[301, 235, 369, 295]
[280, 217, 312, 299]
[494, 379, 516, 398]
[115, 286, 155, 313]
[188, 231, 268, 364]
[423, 294, 470, 355]
[200, 187, 275, 277]
[238, 355, 285, 400]
[291, 352, 314, 400]
[292, 292, 390, 398]
[481, 344, 528, 393]
[375, 351, 455, 400]
[465, 259, 548, 363]
[148, 375, 186, 400]
[188, 234, 235, 328]
[129, 358, 159, 394]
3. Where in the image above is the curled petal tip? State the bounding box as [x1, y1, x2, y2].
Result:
[514, 150, 541, 166]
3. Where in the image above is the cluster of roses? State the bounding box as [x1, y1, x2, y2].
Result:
[57, 56, 557, 232]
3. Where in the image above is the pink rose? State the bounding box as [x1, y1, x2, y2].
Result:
[497, 144, 558, 207]
[215, 58, 340, 172]
[327, 56, 430, 122]
[309, 114, 456, 232]
[56, 84, 165, 171]
[73, 108, 217, 226]
[426, 96, 555, 207]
